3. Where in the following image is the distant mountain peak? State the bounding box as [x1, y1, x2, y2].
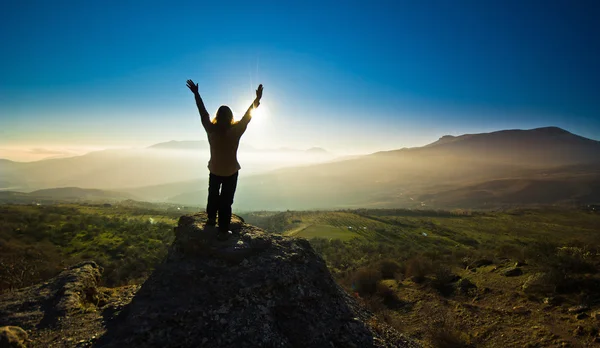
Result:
[425, 126, 587, 148]
[306, 147, 328, 154]
[147, 140, 208, 150]
[531, 126, 571, 135]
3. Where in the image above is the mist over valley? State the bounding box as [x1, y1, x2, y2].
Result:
[2, 127, 598, 210]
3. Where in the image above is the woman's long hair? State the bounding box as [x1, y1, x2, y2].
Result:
[212, 105, 235, 130]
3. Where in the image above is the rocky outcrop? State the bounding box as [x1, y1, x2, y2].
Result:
[0, 261, 102, 330]
[502, 267, 523, 277]
[0, 326, 28, 348]
[96, 213, 417, 348]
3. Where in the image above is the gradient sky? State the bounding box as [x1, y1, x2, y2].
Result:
[1, 0, 599, 161]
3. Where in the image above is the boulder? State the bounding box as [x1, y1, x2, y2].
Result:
[0, 326, 27, 348]
[568, 305, 589, 314]
[522, 273, 555, 294]
[502, 267, 523, 277]
[543, 297, 563, 306]
[0, 261, 103, 329]
[512, 306, 531, 315]
[455, 278, 477, 294]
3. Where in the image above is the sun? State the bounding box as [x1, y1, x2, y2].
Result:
[236, 100, 270, 127]
[250, 106, 263, 118]
[249, 101, 269, 122]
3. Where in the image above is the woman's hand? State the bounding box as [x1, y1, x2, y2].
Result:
[186, 79, 199, 94]
[255, 84, 263, 101]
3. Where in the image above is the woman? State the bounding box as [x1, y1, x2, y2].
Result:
[186, 79, 263, 239]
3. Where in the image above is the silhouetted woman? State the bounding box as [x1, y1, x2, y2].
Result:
[187, 79, 263, 239]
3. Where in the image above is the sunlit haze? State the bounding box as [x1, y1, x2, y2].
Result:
[1, 1, 599, 162]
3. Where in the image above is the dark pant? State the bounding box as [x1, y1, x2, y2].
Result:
[207, 171, 239, 231]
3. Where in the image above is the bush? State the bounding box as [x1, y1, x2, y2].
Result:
[555, 246, 596, 274]
[428, 314, 472, 348]
[353, 267, 382, 296]
[375, 281, 404, 309]
[379, 259, 404, 280]
[430, 326, 471, 348]
[495, 243, 525, 262]
[430, 266, 458, 296]
[522, 242, 599, 295]
[405, 255, 433, 283]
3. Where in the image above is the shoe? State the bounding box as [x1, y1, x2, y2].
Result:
[217, 230, 231, 241]
[206, 219, 217, 227]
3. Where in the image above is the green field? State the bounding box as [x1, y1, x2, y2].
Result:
[0, 202, 198, 290]
[290, 224, 361, 240]
[244, 208, 600, 247]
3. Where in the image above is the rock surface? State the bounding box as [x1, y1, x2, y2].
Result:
[0, 261, 127, 347]
[567, 305, 589, 314]
[502, 267, 523, 277]
[0, 261, 102, 330]
[0, 326, 28, 348]
[455, 278, 476, 294]
[522, 272, 554, 294]
[94, 213, 417, 347]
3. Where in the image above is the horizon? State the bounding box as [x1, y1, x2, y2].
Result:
[2, 125, 598, 163]
[2, 1, 599, 162]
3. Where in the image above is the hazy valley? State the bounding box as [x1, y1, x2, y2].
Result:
[2, 127, 599, 210]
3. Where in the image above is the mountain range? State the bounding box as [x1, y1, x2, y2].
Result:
[0, 143, 334, 191]
[1, 127, 599, 209]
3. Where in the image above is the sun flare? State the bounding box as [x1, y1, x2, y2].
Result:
[245, 100, 270, 125]
[251, 106, 264, 118]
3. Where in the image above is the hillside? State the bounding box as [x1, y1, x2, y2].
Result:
[0, 187, 134, 204]
[417, 126, 600, 166]
[169, 127, 600, 210]
[2, 127, 599, 209]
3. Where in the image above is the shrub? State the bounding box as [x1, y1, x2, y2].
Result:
[555, 246, 596, 274]
[353, 267, 382, 296]
[379, 259, 404, 280]
[375, 281, 404, 309]
[428, 314, 472, 348]
[430, 326, 471, 348]
[495, 243, 525, 262]
[430, 266, 458, 296]
[522, 241, 599, 296]
[405, 255, 433, 283]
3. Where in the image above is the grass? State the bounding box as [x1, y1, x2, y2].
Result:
[245, 208, 600, 248]
[0, 203, 186, 290]
[292, 224, 361, 240]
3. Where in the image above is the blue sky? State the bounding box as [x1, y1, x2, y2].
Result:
[1, 0, 599, 160]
